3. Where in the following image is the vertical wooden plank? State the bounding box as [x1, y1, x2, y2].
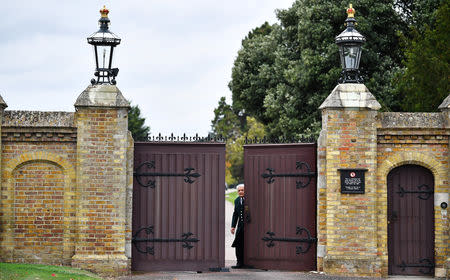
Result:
[243, 144, 317, 271]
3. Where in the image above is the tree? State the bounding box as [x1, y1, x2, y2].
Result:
[394, 0, 443, 34]
[394, 1, 449, 111]
[210, 98, 265, 185]
[229, 0, 442, 139]
[226, 116, 266, 184]
[210, 97, 242, 139]
[128, 105, 150, 141]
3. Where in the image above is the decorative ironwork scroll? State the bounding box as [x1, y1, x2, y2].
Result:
[397, 258, 434, 274]
[132, 226, 200, 255]
[261, 161, 316, 188]
[261, 226, 316, 254]
[397, 184, 433, 200]
[134, 161, 201, 188]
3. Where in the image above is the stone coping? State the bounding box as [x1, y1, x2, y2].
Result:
[380, 112, 445, 128]
[2, 110, 75, 127]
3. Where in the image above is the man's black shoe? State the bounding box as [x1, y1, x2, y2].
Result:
[231, 265, 243, 269]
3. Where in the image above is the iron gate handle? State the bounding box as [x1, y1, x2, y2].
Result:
[390, 210, 398, 222]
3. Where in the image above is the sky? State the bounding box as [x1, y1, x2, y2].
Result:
[0, 0, 294, 137]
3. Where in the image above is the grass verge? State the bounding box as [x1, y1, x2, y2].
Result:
[225, 189, 238, 204]
[0, 263, 102, 280]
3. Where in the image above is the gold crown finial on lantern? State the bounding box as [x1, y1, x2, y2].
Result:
[347, 4, 355, 18]
[100, 5, 109, 18]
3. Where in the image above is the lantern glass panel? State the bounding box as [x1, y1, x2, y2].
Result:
[342, 45, 361, 69]
[96, 45, 113, 69]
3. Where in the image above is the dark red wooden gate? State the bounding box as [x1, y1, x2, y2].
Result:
[243, 143, 317, 270]
[132, 142, 225, 271]
[387, 164, 435, 276]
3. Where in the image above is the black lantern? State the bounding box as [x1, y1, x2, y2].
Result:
[87, 6, 121, 85]
[335, 4, 365, 83]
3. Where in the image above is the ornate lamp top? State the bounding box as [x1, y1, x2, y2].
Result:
[87, 6, 120, 46]
[346, 4, 355, 18]
[335, 4, 365, 44]
[100, 5, 109, 18]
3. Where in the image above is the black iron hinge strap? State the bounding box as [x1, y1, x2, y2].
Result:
[261, 226, 316, 254]
[134, 161, 201, 188]
[397, 184, 433, 200]
[261, 161, 316, 188]
[132, 226, 199, 255]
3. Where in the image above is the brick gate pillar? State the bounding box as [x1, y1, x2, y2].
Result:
[317, 83, 381, 277]
[0, 94, 6, 178]
[0, 95, 7, 257]
[438, 95, 450, 278]
[72, 84, 131, 276]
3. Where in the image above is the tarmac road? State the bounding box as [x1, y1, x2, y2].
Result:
[117, 269, 433, 280]
[119, 190, 431, 280]
[225, 190, 237, 265]
[116, 269, 388, 280]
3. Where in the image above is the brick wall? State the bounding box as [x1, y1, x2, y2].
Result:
[0, 85, 132, 277]
[13, 162, 66, 264]
[0, 112, 77, 265]
[376, 113, 449, 277]
[319, 84, 449, 278]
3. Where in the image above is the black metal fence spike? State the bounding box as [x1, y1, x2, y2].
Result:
[136, 134, 231, 143]
[241, 135, 317, 145]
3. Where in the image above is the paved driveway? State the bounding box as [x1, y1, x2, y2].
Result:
[117, 270, 433, 280]
[120, 192, 431, 280]
[117, 269, 386, 280]
[225, 193, 236, 264]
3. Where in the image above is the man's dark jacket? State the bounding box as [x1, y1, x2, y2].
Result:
[231, 196, 245, 247]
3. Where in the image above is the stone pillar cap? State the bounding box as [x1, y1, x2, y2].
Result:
[319, 83, 381, 110]
[74, 84, 130, 109]
[0, 94, 8, 109]
[438, 94, 450, 111]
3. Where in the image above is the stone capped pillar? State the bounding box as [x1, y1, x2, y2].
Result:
[72, 84, 130, 276]
[439, 95, 450, 127]
[318, 83, 381, 277]
[0, 95, 7, 202]
[0, 95, 7, 257]
[438, 95, 450, 279]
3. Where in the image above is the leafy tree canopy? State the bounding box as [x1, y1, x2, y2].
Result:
[128, 105, 150, 141]
[395, 1, 449, 111]
[229, 0, 443, 139]
[210, 97, 265, 185]
[210, 97, 243, 139]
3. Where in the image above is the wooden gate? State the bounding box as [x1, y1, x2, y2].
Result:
[387, 164, 435, 276]
[243, 143, 317, 270]
[132, 142, 225, 271]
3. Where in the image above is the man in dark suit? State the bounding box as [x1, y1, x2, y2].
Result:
[231, 184, 245, 268]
